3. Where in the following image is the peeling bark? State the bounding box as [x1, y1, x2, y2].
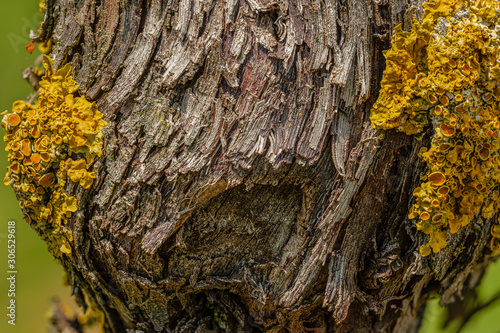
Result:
[30, 0, 495, 332]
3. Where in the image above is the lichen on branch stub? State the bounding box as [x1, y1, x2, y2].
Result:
[2, 55, 107, 257]
[370, 0, 500, 256]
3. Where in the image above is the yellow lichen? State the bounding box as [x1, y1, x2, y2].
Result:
[2, 55, 107, 257]
[36, 0, 53, 55]
[38, 40, 52, 54]
[371, 0, 500, 256]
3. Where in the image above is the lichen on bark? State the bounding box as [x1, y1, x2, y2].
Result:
[371, 0, 500, 256]
[2, 55, 107, 257]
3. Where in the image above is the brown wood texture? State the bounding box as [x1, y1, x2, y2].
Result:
[34, 0, 495, 331]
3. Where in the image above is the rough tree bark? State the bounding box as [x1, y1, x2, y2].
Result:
[23, 0, 496, 332]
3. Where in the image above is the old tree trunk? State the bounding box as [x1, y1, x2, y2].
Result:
[17, 0, 497, 332]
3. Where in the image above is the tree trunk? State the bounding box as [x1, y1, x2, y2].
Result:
[21, 0, 495, 331]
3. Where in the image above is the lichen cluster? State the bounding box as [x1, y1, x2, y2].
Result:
[36, 0, 52, 54]
[370, 0, 500, 256]
[2, 55, 107, 257]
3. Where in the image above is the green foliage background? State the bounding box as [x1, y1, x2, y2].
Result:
[0, 1, 499, 332]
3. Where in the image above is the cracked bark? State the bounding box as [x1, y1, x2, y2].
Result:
[32, 0, 496, 332]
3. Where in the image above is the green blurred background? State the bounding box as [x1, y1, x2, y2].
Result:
[1, 1, 500, 332]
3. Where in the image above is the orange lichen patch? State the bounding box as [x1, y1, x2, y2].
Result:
[460, 64, 472, 76]
[26, 42, 36, 54]
[439, 143, 451, 151]
[439, 95, 450, 106]
[53, 135, 62, 145]
[440, 123, 455, 136]
[23, 156, 33, 166]
[30, 153, 41, 164]
[20, 140, 31, 156]
[9, 163, 20, 174]
[7, 114, 20, 127]
[2, 55, 107, 257]
[455, 103, 465, 113]
[432, 213, 443, 222]
[38, 173, 55, 187]
[35, 135, 49, 151]
[435, 105, 444, 115]
[371, 0, 500, 256]
[438, 186, 449, 195]
[30, 125, 41, 138]
[478, 147, 490, 160]
[40, 152, 50, 162]
[428, 172, 446, 186]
